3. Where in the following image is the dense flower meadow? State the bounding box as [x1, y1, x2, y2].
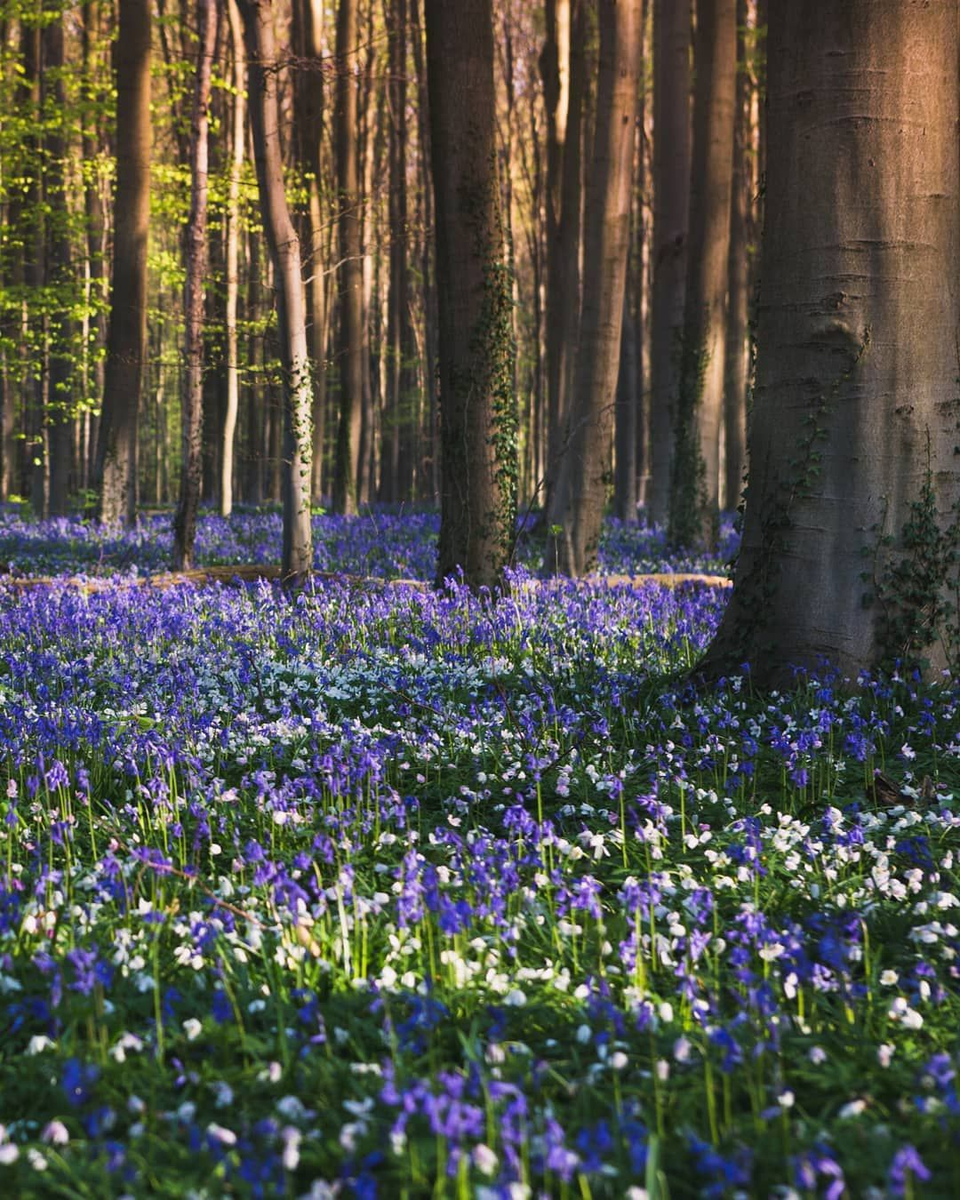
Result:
[0, 512, 957, 1197]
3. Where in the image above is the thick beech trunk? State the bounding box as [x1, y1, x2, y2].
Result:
[425, 0, 517, 589]
[96, 0, 150, 524]
[701, 0, 960, 686]
[647, 0, 690, 525]
[332, 0, 364, 514]
[546, 0, 641, 578]
[172, 0, 217, 568]
[238, 0, 313, 580]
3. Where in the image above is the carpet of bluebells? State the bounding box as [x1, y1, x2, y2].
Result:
[0, 512, 957, 1198]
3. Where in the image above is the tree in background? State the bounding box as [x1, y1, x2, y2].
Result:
[668, 0, 736, 550]
[95, 0, 150, 524]
[332, 0, 364, 515]
[546, 0, 642, 577]
[647, 0, 690, 527]
[425, 0, 517, 589]
[702, 0, 960, 684]
[238, 0, 314, 579]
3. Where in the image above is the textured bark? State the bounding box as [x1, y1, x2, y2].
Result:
[172, 0, 217, 568]
[668, 0, 736, 548]
[96, 0, 150, 524]
[425, 0, 517, 589]
[722, 0, 750, 511]
[647, 0, 690, 525]
[542, 0, 586, 522]
[81, 0, 107, 496]
[546, 0, 641, 578]
[332, 0, 364, 515]
[238, 0, 313, 580]
[701, 0, 960, 686]
[221, 0, 247, 516]
[291, 0, 327, 504]
[613, 283, 638, 520]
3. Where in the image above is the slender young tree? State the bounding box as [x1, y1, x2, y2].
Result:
[238, 0, 314, 579]
[701, 0, 960, 685]
[546, 0, 642, 577]
[220, 0, 246, 517]
[332, 0, 364, 514]
[668, 0, 737, 549]
[647, 0, 690, 525]
[96, 0, 151, 524]
[172, 0, 218, 568]
[722, 0, 750, 512]
[425, 0, 518, 589]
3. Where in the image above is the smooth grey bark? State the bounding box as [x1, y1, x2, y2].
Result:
[546, 0, 642, 578]
[96, 0, 150, 524]
[332, 0, 364, 515]
[172, 0, 217, 568]
[647, 0, 690, 526]
[722, 0, 750, 511]
[668, 0, 736, 549]
[291, 0, 327, 504]
[220, 0, 246, 517]
[542, 0, 586, 524]
[238, 0, 313, 580]
[425, 0, 517, 590]
[700, 0, 960, 686]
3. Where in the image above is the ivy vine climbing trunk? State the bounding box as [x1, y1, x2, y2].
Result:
[668, 0, 736, 549]
[332, 0, 364, 515]
[238, 0, 314, 581]
[545, 0, 642, 578]
[647, 0, 691, 527]
[424, 0, 518, 590]
[172, 0, 218, 570]
[700, 0, 960, 687]
[96, 0, 150, 525]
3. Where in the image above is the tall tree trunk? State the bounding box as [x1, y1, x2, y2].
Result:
[238, 0, 313, 579]
[291, 0, 327, 504]
[425, 0, 517, 589]
[546, 0, 641, 578]
[172, 0, 218, 568]
[701, 0, 960, 686]
[647, 0, 691, 526]
[81, 0, 107, 498]
[96, 0, 150, 524]
[722, 0, 750, 512]
[44, 10, 74, 517]
[221, 0, 247, 516]
[332, 0, 363, 514]
[668, 0, 736, 548]
[542, 0, 586, 522]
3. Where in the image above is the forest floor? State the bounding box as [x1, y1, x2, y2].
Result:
[0, 510, 955, 1197]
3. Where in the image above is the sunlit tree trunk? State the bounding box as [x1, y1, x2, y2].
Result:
[546, 0, 641, 577]
[425, 0, 517, 589]
[238, 0, 313, 580]
[291, 0, 326, 504]
[96, 0, 150, 524]
[701, 0, 960, 685]
[220, 0, 246, 517]
[45, 11, 73, 517]
[332, 0, 363, 514]
[723, 0, 750, 512]
[172, 0, 217, 568]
